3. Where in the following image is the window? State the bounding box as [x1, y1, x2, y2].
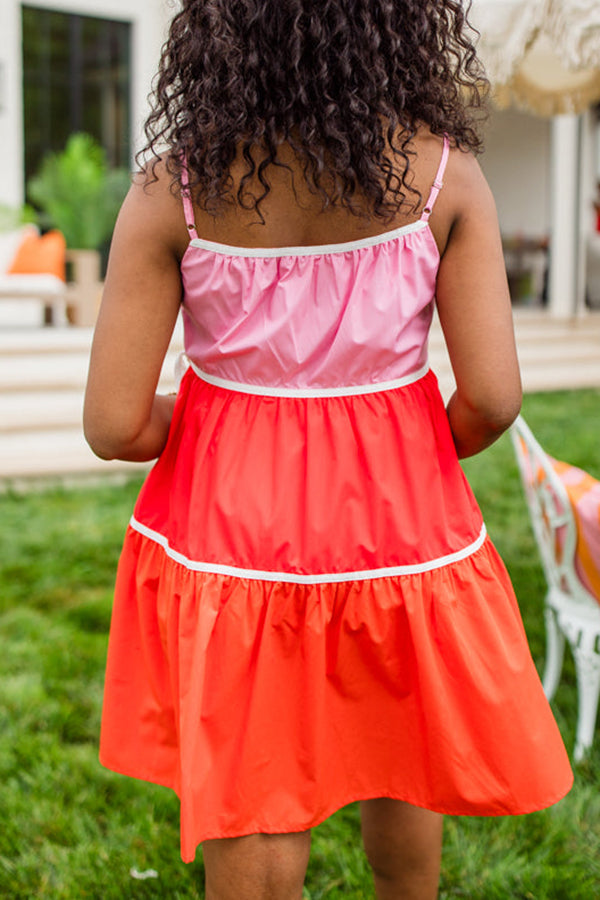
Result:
[22, 5, 131, 188]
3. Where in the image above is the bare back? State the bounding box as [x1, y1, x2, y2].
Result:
[178, 130, 455, 257]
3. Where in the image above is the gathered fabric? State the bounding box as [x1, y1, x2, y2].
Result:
[100, 136, 573, 861]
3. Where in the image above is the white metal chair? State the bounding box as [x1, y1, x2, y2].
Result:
[511, 414, 600, 760]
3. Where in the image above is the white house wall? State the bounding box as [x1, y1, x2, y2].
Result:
[0, 0, 173, 209]
[481, 108, 552, 238]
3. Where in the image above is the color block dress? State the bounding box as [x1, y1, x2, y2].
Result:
[100, 139, 573, 862]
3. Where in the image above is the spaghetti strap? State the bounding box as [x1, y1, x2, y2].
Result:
[181, 156, 199, 239]
[421, 135, 450, 222]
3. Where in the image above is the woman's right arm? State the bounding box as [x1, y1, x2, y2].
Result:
[434, 150, 522, 458]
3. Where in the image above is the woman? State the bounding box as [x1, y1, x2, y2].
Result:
[84, 2, 573, 897]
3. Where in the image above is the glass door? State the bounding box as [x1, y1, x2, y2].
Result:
[21, 5, 131, 189]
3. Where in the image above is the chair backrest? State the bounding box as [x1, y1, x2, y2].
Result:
[510, 414, 597, 607]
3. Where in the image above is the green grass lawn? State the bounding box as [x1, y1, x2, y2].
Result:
[1, 389, 600, 898]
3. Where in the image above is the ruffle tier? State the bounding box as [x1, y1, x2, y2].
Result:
[132, 367, 484, 575]
[100, 526, 573, 863]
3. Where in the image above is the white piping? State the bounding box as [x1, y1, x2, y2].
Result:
[188, 219, 428, 258]
[129, 517, 487, 584]
[189, 360, 430, 398]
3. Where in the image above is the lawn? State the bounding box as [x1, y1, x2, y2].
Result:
[1, 389, 599, 898]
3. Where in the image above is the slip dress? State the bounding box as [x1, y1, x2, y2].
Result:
[99, 137, 573, 863]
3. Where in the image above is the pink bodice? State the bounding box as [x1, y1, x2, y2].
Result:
[179, 135, 449, 391]
[180, 220, 440, 390]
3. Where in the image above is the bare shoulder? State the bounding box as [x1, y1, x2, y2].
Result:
[424, 142, 498, 258]
[117, 155, 189, 258]
[409, 124, 492, 205]
[443, 146, 496, 219]
[405, 130, 489, 253]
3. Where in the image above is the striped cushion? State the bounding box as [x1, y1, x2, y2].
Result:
[552, 459, 600, 604]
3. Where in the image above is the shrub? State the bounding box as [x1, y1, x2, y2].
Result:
[27, 133, 130, 250]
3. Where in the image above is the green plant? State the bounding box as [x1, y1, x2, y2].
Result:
[27, 133, 131, 250]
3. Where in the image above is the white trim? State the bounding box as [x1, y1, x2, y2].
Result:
[189, 360, 430, 397]
[188, 219, 428, 258]
[129, 517, 488, 584]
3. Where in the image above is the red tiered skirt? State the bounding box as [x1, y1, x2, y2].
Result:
[100, 368, 573, 862]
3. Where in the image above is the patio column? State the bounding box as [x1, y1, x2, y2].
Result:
[577, 109, 596, 317]
[549, 115, 580, 318]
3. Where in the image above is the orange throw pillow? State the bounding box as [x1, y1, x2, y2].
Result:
[7, 229, 66, 281]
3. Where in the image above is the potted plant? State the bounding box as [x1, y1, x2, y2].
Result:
[27, 133, 130, 324]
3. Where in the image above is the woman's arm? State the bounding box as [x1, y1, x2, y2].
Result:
[434, 150, 522, 458]
[83, 164, 186, 461]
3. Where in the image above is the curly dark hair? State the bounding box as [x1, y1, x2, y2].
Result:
[141, 0, 488, 221]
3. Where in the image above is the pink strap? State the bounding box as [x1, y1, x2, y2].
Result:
[421, 135, 450, 222]
[181, 155, 199, 239]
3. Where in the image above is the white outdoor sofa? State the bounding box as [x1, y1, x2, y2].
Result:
[0, 225, 68, 325]
[0, 226, 100, 326]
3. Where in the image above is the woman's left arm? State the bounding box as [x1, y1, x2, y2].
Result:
[84, 163, 186, 461]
